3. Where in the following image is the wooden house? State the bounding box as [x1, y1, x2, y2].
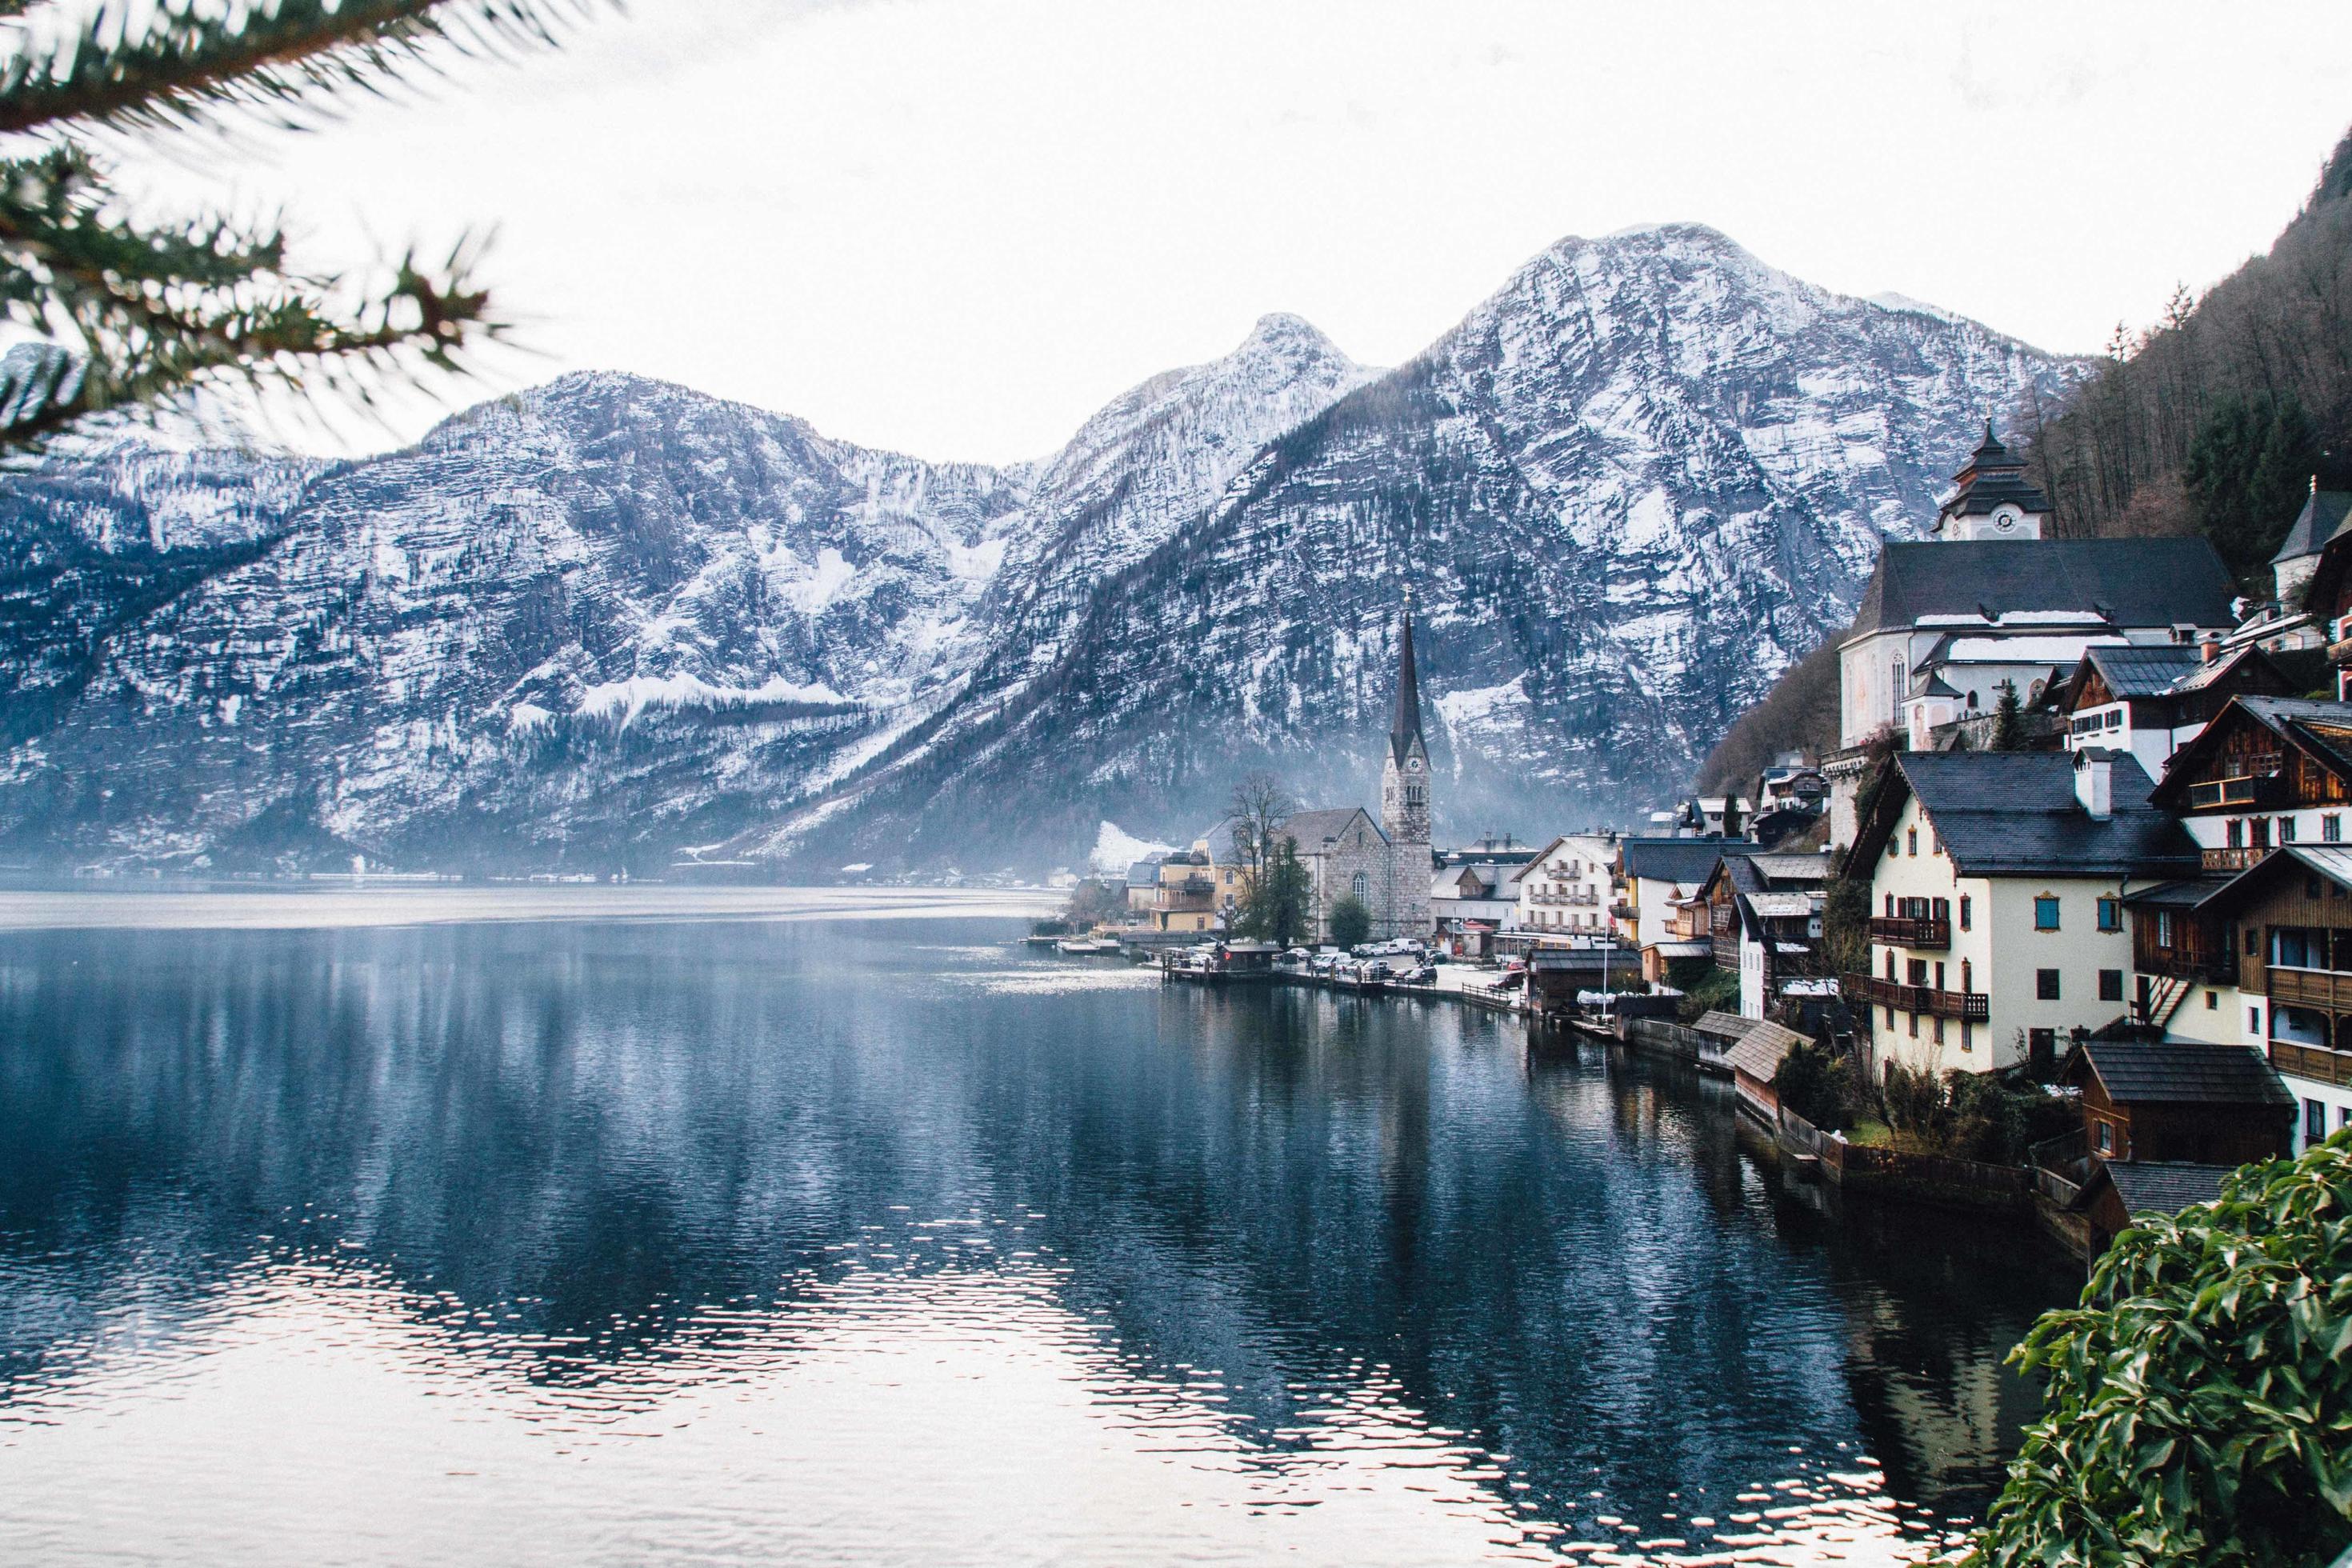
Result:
[2058, 1038, 2293, 1166]
[2072, 1160, 2238, 1258]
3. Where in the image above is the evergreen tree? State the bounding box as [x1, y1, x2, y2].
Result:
[0, 0, 600, 447]
[1990, 680, 2026, 751]
[1328, 894, 1371, 949]
[2186, 390, 2323, 593]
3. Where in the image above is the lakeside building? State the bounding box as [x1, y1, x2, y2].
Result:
[1845, 750, 2198, 1078]
[1617, 836, 1750, 983]
[1696, 850, 1834, 1019]
[1509, 832, 1618, 936]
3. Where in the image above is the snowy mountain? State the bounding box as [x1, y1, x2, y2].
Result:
[0, 224, 2078, 874]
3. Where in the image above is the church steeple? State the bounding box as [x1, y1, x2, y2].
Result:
[1390, 595, 1425, 766]
[1381, 594, 1430, 848]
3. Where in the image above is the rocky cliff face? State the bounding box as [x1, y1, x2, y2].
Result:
[0, 225, 2077, 874]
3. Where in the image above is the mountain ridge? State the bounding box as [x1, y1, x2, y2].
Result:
[0, 226, 2080, 874]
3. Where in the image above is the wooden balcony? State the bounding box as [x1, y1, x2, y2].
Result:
[2186, 772, 2281, 811]
[1843, 972, 1990, 1022]
[2201, 846, 2274, 874]
[2267, 966, 2352, 1015]
[1870, 914, 1950, 950]
[2138, 948, 2237, 984]
[2270, 1039, 2352, 1089]
[1712, 932, 1741, 968]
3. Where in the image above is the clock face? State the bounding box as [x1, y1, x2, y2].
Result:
[1407, 758, 1422, 773]
[1992, 506, 2020, 533]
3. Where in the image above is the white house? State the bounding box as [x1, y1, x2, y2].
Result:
[2058, 642, 2298, 786]
[1846, 750, 2201, 1079]
[1510, 832, 1618, 936]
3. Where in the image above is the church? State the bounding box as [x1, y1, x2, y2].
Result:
[1275, 602, 1435, 942]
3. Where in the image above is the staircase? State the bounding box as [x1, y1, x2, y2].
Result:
[2138, 974, 2195, 1034]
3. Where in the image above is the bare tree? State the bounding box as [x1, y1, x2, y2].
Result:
[1226, 770, 1298, 885]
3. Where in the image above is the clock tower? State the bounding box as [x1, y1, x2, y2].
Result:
[1379, 598, 1433, 937]
[1930, 422, 2050, 541]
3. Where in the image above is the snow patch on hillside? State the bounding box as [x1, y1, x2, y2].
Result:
[577, 674, 849, 726]
[1088, 821, 1173, 875]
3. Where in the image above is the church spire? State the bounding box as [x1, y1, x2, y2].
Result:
[1390, 592, 1424, 764]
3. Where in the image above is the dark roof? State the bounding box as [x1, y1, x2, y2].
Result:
[2070, 1038, 2294, 1107]
[2080, 643, 2207, 700]
[1278, 807, 1383, 848]
[2122, 876, 2233, 910]
[1622, 837, 1750, 886]
[1126, 858, 1161, 888]
[1849, 538, 2237, 637]
[2270, 488, 2352, 564]
[1870, 752, 2199, 878]
[1390, 604, 1426, 766]
[2101, 1162, 2237, 1218]
[1194, 815, 1244, 864]
[1940, 424, 2051, 518]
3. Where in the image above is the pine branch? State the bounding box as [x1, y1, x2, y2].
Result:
[0, 141, 501, 446]
[0, 0, 602, 137]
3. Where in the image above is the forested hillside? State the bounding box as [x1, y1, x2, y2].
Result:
[1699, 122, 2352, 793]
[2025, 128, 2352, 580]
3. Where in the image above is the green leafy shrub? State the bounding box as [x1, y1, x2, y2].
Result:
[1773, 1040, 1854, 1130]
[1674, 966, 1738, 1024]
[1966, 1133, 2352, 1566]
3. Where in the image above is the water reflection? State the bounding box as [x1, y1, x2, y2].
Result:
[0, 916, 2072, 1564]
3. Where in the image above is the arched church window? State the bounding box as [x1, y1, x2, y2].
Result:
[1352, 871, 1370, 901]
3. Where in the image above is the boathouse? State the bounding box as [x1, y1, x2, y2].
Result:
[2058, 1037, 2294, 1166]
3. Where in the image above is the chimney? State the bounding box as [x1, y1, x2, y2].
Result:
[2076, 752, 2113, 820]
[2202, 631, 2222, 664]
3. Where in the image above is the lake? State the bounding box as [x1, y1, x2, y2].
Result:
[0, 894, 2078, 1565]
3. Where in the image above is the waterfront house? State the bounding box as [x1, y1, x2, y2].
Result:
[1150, 849, 1222, 933]
[1846, 750, 2199, 1079]
[1126, 857, 1164, 914]
[1430, 860, 1519, 955]
[1510, 832, 1618, 937]
[2126, 843, 2352, 1153]
[2070, 1160, 2239, 1259]
[1694, 1010, 1810, 1123]
[1618, 837, 1746, 983]
[1698, 850, 1833, 1019]
[2058, 1037, 2294, 1166]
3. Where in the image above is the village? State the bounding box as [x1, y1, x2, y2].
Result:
[1046, 426, 2352, 1262]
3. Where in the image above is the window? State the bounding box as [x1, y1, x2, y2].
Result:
[1933, 1016, 1946, 1045]
[1906, 828, 1918, 857]
[2206, 990, 2218, 1010]
[1961, 958, 1973, 993]
[2250, 1006, 2263, 1034]
[2253, 818, 2272, 850]
[2096, 1121, 2114, 1154]
[1958, 895, 1972, 931]
[2030, 1028, 2056, 1076]
[2037, 968, 2062, 1000]
[2309, 1099, 2328, 1146]
[1907, 958, 1929, 986]
[1967, 689, 1979, 708]
[2227, 818, 2245, 848]
[2283, 817, 2300, 843]
[2098, 969, 2124, 1002]
[2098, 896, 2122, 933]
[1351, 870, 1370, 900]
[1884, 893, 1894, 918]
[1907, 1010, 1919, 1037]
[2155, 910, 2175, 947]
[1884, 951, 1896, 981]
[2034, 895, 2060, 930]
[1934, 961, 1946, 990]
[1960, 1022, 1973, 1052]
[2328, 814, 2343, 843]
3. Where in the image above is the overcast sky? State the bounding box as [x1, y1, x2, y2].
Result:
[129, 0, 2352, 462]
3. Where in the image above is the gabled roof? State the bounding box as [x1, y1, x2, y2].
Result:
[2066, 642, 2208, 704]
[1746, 851, 1834, 884]
[1622, 837, 1749, 886]
[2066, 1038, 2294, 1108]
[1848, 539, 2237, 639]
[1277, 806, 1384, 849]
[1854, 752, 2198, 879]
[2147, 696, 2352, 810]
[1193, 815, 1245, 864]
[2171, 844, 2352, 915]
[2270, 488, 2352, 564]
[2100, 1161, 2237, 1218]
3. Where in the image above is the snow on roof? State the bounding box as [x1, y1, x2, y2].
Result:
[1929, 634, 2126, 666]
